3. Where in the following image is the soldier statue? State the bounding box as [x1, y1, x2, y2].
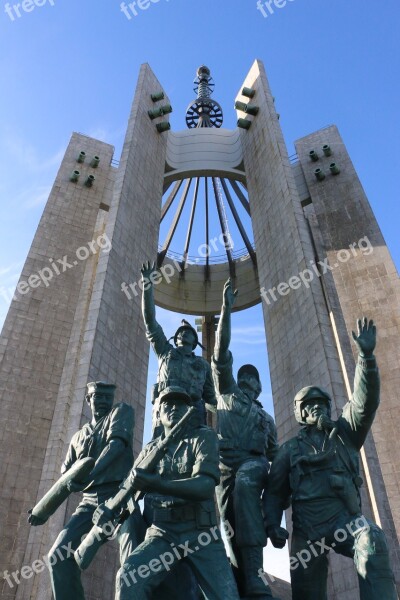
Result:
[113, 386, 241, 600]
[29, 381, 145, 600]
[212, 279, 281, 600]
[141, 262, 217, 435]
[264, 318, 397, 600]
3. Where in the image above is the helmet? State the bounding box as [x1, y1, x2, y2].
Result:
[158, 386, 192, 405]
[294, 386, 332, 425]
[173, 322, 199, 349]
[237, 364, 261, 384]
[237, 364, 262, 396]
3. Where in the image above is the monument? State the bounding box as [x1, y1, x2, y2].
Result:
[0, 60, 399, 599]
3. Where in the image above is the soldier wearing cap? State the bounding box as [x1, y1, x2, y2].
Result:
[36, 382, 145, 600]
[264, 318, 397, 600]
[115, 386, 240, 600]
[141, 262, 217, 434]
[212, 279, 280, 600]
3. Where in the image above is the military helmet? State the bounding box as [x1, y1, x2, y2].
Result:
[237, 364, 261, 384]
[86, 381, 116, 403]
[294, 386, 332, 425]
[158, 386, 192, 405]
[173, 320, 199, 349]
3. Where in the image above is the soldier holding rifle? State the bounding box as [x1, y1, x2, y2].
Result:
[108, 385, 240, 599]
[29, 381, 144, 600]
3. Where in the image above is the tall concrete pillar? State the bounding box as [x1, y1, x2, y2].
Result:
[1, 63, 169, 600]
[236, 59, 373, 598]
[0, 132, 115, 600]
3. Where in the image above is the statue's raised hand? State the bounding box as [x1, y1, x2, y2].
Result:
[352, 317, 376, 357]
[141, 261, 157, 282]
[223, 278, 238, 310]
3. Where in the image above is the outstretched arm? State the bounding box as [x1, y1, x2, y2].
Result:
[351, 317, 376, 359]
[203, 363, 218, 413]
[214, 279, 238, 363]
[141, 261, 158, 331]
[342, 317, 380, 447]
[141, 261, 170, 356]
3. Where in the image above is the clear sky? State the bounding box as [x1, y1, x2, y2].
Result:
[1, 0, 399, 583]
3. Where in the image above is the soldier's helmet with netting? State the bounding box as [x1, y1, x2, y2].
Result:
[294, 386, 332, 425]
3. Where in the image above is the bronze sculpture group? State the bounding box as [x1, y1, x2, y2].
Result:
[29, 265, 397, 600]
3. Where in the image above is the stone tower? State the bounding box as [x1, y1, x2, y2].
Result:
[0, 60, 399, 600]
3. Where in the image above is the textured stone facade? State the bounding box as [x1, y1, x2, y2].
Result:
[0, 132, 115, 600]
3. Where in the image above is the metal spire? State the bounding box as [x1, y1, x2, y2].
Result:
[186, 66, 223, 129]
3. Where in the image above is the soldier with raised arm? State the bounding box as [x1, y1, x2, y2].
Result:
[264, 318, 397, 600]
[141, 261, 217, 435]
[212, 279, 281, 600]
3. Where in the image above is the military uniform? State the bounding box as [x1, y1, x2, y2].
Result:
[49, 402, 145, 600]
[147, 322, 217, 431]
[265, 355, 397, 600]
[115, 423, 240, 600]
[212, 352, 279, 597]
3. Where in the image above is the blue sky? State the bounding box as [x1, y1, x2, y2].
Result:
[1, 0, 399, 582]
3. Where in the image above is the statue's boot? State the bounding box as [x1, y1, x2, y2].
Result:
[239, 546, 281, 599]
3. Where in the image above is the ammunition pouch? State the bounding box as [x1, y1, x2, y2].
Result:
[195, 504, 217, 528]
[329, 470, 361, 515]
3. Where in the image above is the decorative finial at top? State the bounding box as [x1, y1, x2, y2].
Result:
[186, 66, 223, 129]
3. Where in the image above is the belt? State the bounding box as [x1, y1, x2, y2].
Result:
[153, 505, 197, 523]
[219, 438, 264, 456]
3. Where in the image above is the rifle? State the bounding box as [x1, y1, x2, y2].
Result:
[74, 406, 196, 570]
